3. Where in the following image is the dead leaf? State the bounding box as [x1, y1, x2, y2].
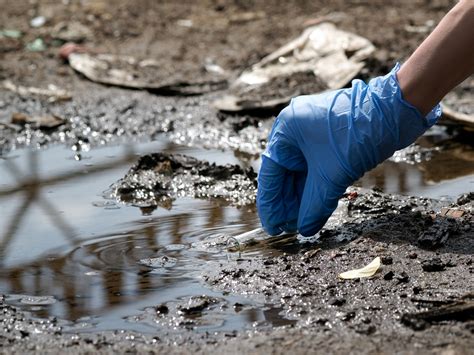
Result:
[338, 257, 381, 279]
[11, 113, 65, 129]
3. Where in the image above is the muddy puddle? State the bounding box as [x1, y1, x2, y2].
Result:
[0, 129, 472, 335]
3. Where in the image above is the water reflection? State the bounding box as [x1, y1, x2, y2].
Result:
[0, 141, 281, 332]
[357, 130, 474, 198]
[0, 131, 472, 332]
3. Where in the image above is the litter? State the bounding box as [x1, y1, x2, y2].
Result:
[2, 80, 72, 102]
[338, 256, 381, 279]
[11, 112, 66, 129]
[0, 29, 22, 38]
[214, 22, 374, 112]
[30, 16, 46, 28]
[26, 38, 46, 52]
[65, 50, 228, 95]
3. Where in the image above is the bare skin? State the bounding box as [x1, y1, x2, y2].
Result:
[397, 0, 474, 116]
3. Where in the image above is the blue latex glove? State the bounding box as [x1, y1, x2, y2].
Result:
[257, 64, 441, 237]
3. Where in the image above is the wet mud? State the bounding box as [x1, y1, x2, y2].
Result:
[1, 0, 473, 353]
[231, 71, 328, 107]
[111, 152, 257, 208]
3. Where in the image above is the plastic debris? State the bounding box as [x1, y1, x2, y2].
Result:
[338, 257, 381, 279]
[2, 80, 72, 102]
[0, 29, 22, 38]
[30, 16, 46, 28]
[65, 51, 227, 95]
[26, 38, 46, 52]
[214, 22, 374, 112]
[11, 112, 66, 129]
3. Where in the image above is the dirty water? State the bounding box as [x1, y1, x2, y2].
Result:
[0, 133, 472, 334]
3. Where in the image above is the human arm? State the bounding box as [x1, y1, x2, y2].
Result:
[257, 1, 474, 237]
[398, 0, 474, 115]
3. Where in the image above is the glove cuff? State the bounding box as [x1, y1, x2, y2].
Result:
[368, 63, 442, 153]
[389, 62, 442, 127]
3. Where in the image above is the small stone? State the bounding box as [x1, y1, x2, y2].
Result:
[381, 256, 393, 265]
[155, 304, 168, 315]
[421, 258, 446, 272]
[329, 298, 346, 306]
[383, 271, 394, 280]
[396, 272, 410, 284]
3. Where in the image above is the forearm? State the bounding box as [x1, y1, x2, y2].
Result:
[397, 0, 474, 115]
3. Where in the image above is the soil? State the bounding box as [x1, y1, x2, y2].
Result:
[0, 0, 460, 157]
[111, 152, 257, 208]
[233, 71, 328, 105]
[1, 189, 473, 354]
[1, 0, 473, 354]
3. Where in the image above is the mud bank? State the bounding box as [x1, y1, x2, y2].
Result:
[110, 152, 257, 208]
[1, 0, 473, 353]
[1, 189, 473, 354]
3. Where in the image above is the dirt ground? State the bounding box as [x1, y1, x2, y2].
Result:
[1, 0, 473, 354]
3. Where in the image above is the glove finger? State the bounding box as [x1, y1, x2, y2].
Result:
[280, 171, 300, 233]
[297, 167, 344, 237]
[257, 156, 296, 235]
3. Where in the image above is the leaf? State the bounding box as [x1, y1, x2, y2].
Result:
[338, 257, 381, 279]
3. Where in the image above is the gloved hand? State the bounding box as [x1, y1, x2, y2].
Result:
[257, 64, 441, 237]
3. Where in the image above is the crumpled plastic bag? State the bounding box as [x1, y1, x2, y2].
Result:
[214, 22, 375, 112]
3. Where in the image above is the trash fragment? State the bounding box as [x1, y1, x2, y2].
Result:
[52, 21, 92, 42]
[214, 22, 374, 112]
[66, 51, 227, 95]
[26, 38, 46, 52]
[228, 11, 265, 24]
[338, 257, 381, 279]
[2, 80, 72, 102]
[0, 29, 22, 38]
[176, 19, 193, 28]
[30, 16, 46, 28]
[404, 20, 435, 33]
[11, 112, 66, 129]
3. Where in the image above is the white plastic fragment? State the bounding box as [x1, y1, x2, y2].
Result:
[30, 16, 46, 28]
[214, 22, 375, 112]
[338, 256, 381, 279]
